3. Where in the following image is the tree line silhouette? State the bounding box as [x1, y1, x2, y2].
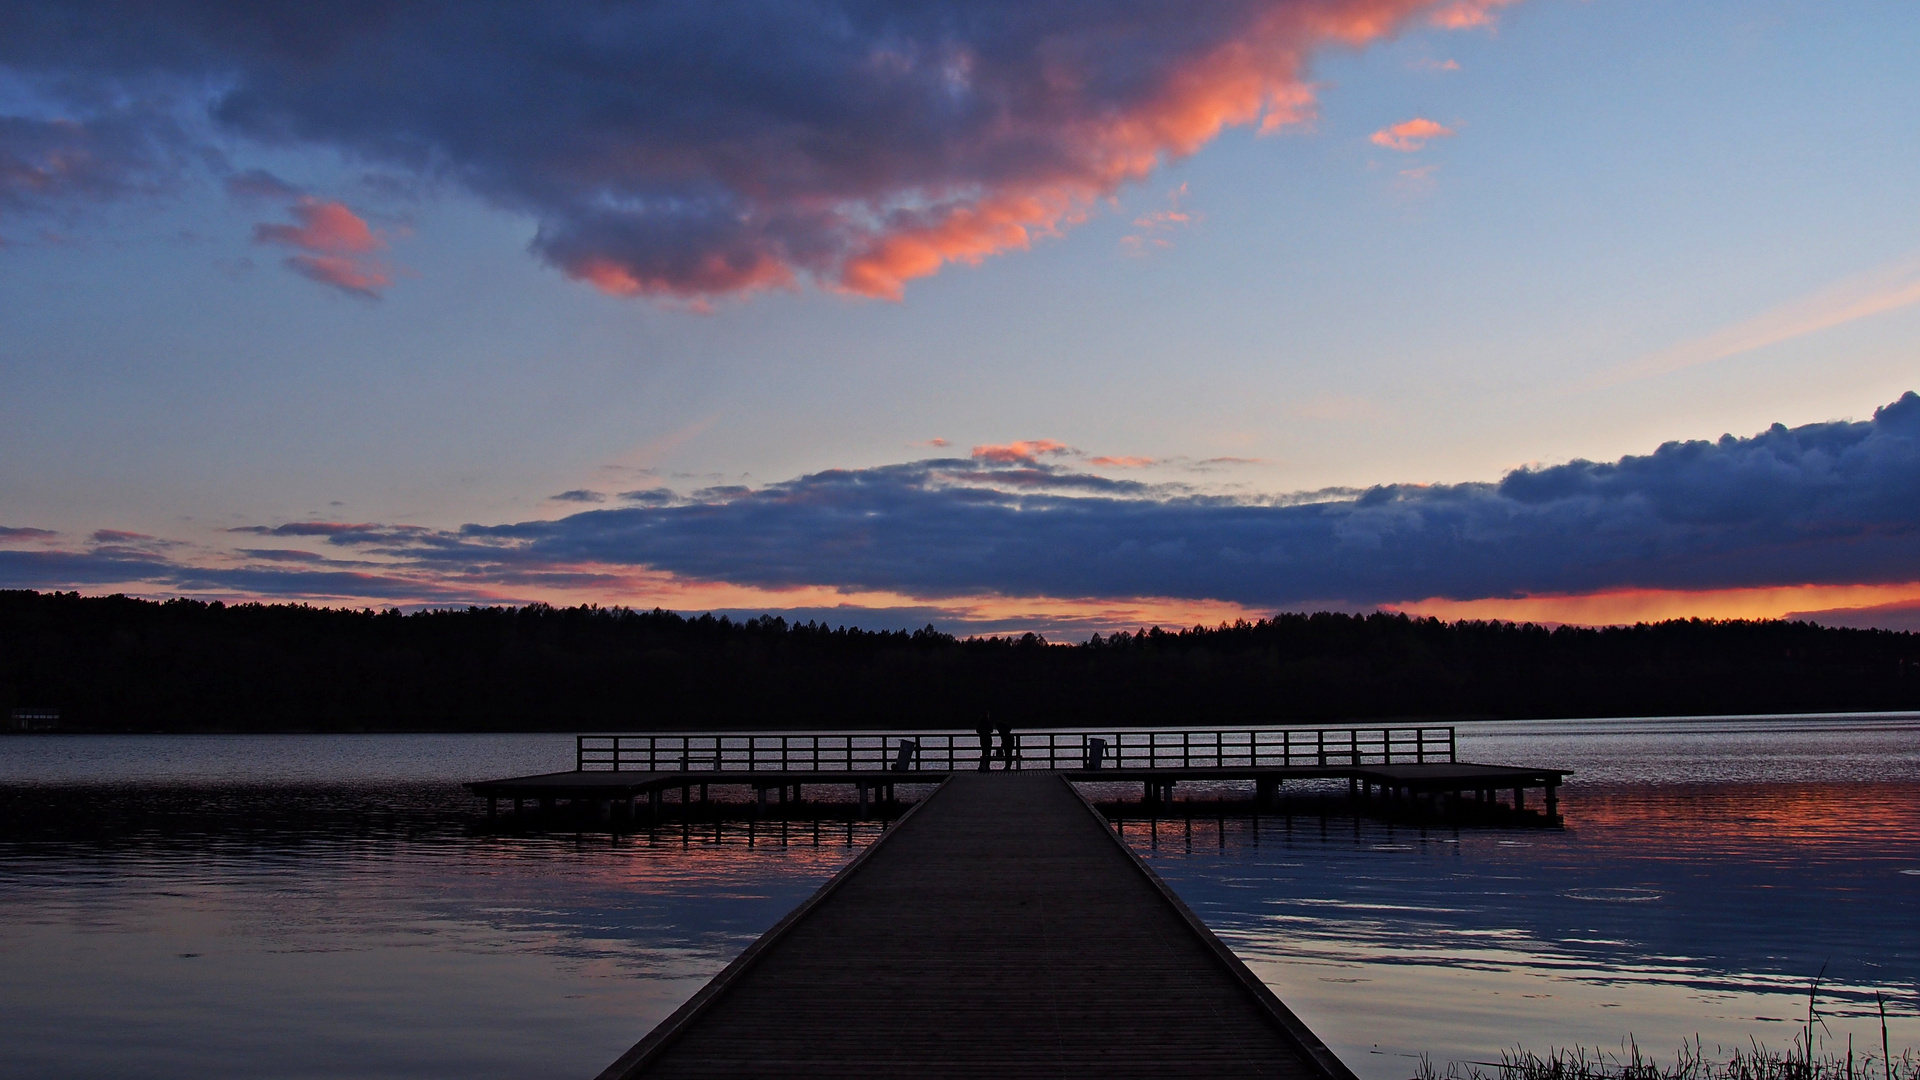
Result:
[4, 589, 1918, 732]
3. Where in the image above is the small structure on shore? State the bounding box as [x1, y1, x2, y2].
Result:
[8, 708, 61, 733]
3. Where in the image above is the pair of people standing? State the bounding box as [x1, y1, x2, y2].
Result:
[975, 716, 1017, 770]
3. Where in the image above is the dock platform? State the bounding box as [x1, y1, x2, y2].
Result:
[597, 771, 1357, 1079]
[465, 725, 1571, 819]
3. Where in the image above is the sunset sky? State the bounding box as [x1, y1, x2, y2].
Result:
[4, 0, 1920, 635]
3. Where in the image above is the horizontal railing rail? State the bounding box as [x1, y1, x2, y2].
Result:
[576, 726, 1456, 774]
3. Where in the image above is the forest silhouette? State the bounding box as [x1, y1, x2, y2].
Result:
[4, 590, 1918, 732]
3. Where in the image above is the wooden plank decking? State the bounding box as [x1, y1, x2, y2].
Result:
[598, 772, 1357, 1079]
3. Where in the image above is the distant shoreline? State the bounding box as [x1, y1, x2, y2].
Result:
[8, 590, 1920, 733]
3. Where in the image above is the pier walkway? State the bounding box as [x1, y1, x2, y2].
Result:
[597, 771, 1357, 1079]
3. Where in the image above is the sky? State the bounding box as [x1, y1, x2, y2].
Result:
[3, 0, 1920, 636]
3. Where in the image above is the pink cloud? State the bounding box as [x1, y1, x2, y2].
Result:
[544, 0, 1522, 302]
[971, 440, 1074, 465]
[1119, 183, 1197, 257]
[1412, 58, 1462, 71]
[252, 197, 392, 299]
[1428, 0, 1522, 28]
[282, 254, 393, 298]
[1370, 117, 1455, 152]
[1089, 455, 1157, 468]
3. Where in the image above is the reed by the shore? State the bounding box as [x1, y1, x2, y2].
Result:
[1417, 1037, 1915, 1080]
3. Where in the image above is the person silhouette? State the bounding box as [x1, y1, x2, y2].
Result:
[976, 716, 994, 771]
[996, 721, 1016, 770]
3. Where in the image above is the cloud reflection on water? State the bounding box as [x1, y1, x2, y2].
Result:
[1132, 780, 1920, 1080]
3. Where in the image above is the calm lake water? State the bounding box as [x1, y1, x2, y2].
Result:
[2, 716, 1916, 1080]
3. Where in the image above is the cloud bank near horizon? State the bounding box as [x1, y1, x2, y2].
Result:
[0, 0, 1514, 301]
[5, 393, 1920, 630]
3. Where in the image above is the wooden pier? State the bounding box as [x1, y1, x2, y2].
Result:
[465, 725, 1570, 820]
[596, 771, 1359, 1079]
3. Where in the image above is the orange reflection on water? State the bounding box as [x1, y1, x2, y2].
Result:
[1562, 781, 1920, 854]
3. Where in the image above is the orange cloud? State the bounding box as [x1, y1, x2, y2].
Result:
[575, 251, 795, 302]
[1089, 455, 1157, 468]
[283, 254, 393, 299]
[253, 198, 380, 254]
[839, 190, 1076, 301]
[1428, 0, 1522, 28]
[787, 2, 1514, 300]
[1119, 183, 1197, 257]
[971, 439, 1074, 464]
[1413, 58, 1462, 71]
[1370, 117, 1455, 152]
[252, 197, 393, 299]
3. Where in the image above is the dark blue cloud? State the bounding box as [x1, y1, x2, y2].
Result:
[0, 0, 1469, 298]
[1786, 600, 1920, 633]
[0, 107, 192, 213]
[11, 396, 1920, 612]
[0, 548, 481, 602]
[228, 521, 432, 545]
[431, 393, 1920, 605]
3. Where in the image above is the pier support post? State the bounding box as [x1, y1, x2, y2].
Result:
[858, 783, 870, 817]
[487, 796, 497, 818]
[1513, 788, 1525, 811]
[1256, 779, 1276, 808]
[1544, 782, 1558, 816]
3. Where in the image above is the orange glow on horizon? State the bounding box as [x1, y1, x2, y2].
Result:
[84, 552, 1278, 637]
[1391, 582, 1920, 626]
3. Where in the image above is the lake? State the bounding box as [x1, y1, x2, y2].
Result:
[2, 716, 1916, 1080]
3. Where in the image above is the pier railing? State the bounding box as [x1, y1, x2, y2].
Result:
[576, 726, 1456, 773]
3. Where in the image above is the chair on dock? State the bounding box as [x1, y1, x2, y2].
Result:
[891, 739, 919, 772]
[1084, 736, 1109, 770]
